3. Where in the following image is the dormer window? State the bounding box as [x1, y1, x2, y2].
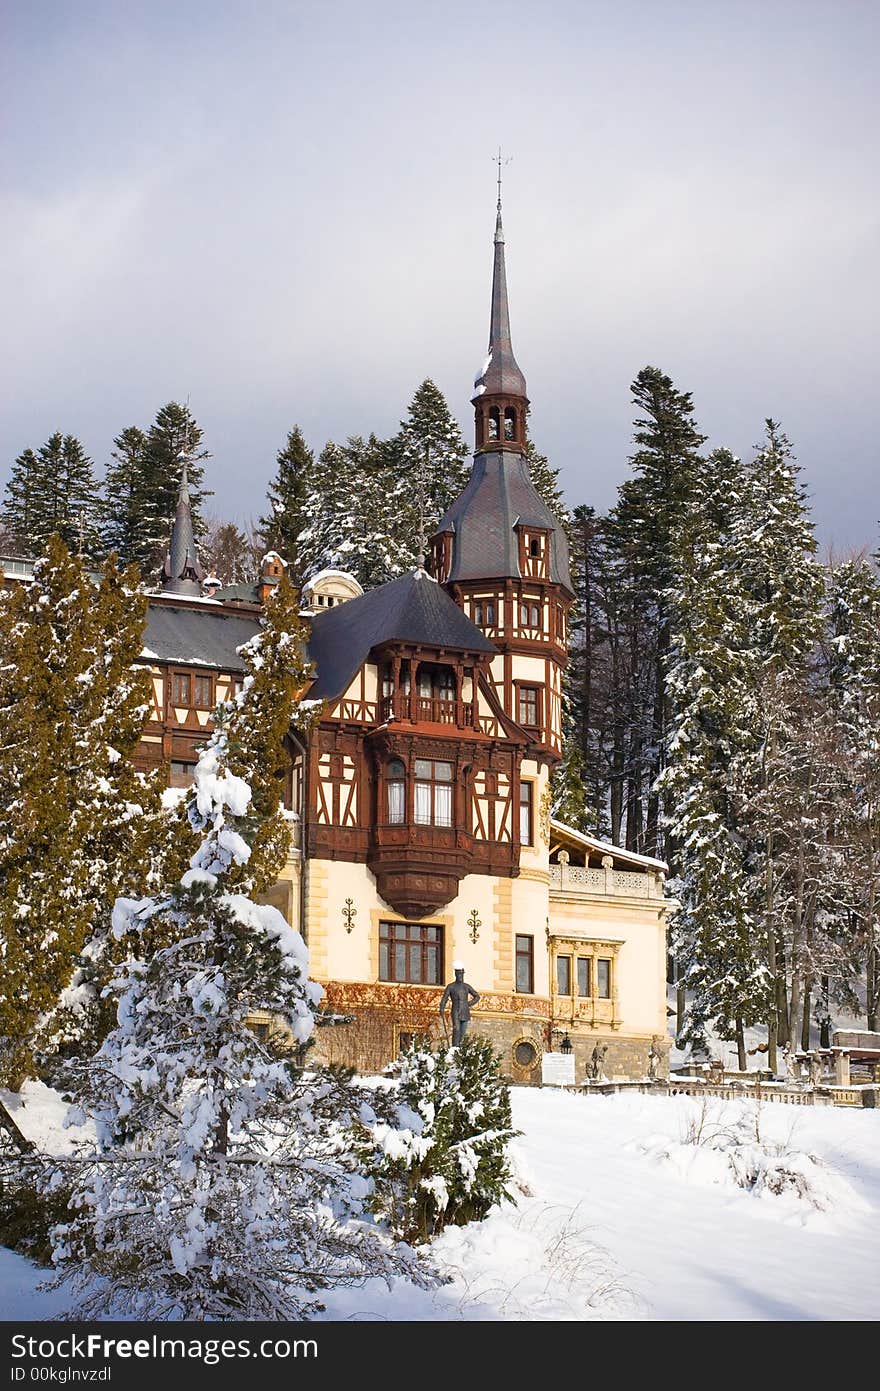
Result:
[504, 406, 517, 441]
[529, 538, 540, 557]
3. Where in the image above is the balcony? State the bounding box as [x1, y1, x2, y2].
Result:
[379, 694, 475, 727]
[549, 860, 664, 900]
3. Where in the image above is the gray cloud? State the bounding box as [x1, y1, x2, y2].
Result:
[2, 0, 878, 549]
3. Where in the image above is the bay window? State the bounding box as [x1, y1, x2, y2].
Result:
[414, 758, 453, 827]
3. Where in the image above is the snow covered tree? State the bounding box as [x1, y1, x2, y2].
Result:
[201, 519, 254, 586]
[603, 367, 706, 855]
[100, 426, 157, 572]
[825, 558, 880, 1031]
[47, 696, 426, 1319]
[259, 426, 315, 591]
[0, 538, 158, 1085]
[660, 449, 772, 1063]
[524, 430, 568, 524]
[2, 433, 100, 560]
[358, 1034, 517, 1244]
[384, 379, 471, 567]
[298, 438, 361, 582]
[0, 448, 40, 556]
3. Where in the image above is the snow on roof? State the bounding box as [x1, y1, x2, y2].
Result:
[550, 818, 668, 872]
[303, 567, 362, 591]
[262, 551, 287, 566]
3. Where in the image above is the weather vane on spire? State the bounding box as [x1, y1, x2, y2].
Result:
[493, 146, 512, 212]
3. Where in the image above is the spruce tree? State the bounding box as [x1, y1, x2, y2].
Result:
[661, 448, 773, 1063]
[2, 433, 100, 560]
[0, 539, 158, 1084]
[141, 402, 211, 573]
[524, 431, 568, 524]
[100, 426, 157, 571]
[1, 448, 40, 556]
[604, 367, 706, 855]
[298, 439, 360, 582]
[259, 427, 315, 591]
[47, 677, 426, 1319]
[201, 519, 253, 585]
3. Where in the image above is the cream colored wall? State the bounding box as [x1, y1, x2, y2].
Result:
[549, 893, 668, 1038]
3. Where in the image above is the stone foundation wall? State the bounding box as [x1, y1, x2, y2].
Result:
[309, 993, 669, 1085]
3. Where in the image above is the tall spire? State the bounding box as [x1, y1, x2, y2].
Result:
[472, 151, 528, 451]
[161, 456, 205, 596]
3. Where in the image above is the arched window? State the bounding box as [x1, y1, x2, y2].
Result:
[387, 758, 405, 824]
[488, 406, 500, 440]
[529, 537, 540, 557]
[504, 406, 517, 440]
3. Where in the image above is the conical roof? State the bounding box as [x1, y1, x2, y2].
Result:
[472, 204, 528, 402]
[161, 460, 205, 597]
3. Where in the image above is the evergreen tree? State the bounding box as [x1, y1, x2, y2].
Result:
[141, 402, 211, 575]
[201, 519, 253, 585]
[660, 448, 773, 1062]
[826, 559, 880, 1031]
[359, 1035, 517, 1244]
[47, 695, 426, 1319]
[0, 539, 158, 1084]
[1, 434, 100, 560]
[388, 379, 471, 562]
[298, 439, 361, 582]
[604, 367, 706, 855]
[1, 448, 40, 556]
[100, 426, 157, 572]
[524, 430, 568, 524]
[259, 426, 315, 591]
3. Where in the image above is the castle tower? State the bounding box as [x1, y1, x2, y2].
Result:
[429, 189, 573, 762]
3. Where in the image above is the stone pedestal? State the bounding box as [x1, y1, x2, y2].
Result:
[834, 1050, 851, 1086]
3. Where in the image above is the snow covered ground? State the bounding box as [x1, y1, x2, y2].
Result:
[2, 1083, 876, 1321]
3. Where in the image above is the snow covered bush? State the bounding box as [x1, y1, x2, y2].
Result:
[358, 1035, 518, 1244]
[638, 1098, 863, 1217]
[43, 618, 428, 1319]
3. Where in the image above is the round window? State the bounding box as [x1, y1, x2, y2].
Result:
[514, 1040, 537, 1068]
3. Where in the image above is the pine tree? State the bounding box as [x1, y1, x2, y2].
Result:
[201, 519, 253, 585]
[358, 1034, 517, 1244]
[0, 539, 158, 1084]
[298, 439, 360, 582]
[660, 448, 772, 1062]
[2, 434, 100, 560]
[524, 430, 568, 524]
[604, 367, 706, 855]
[140, 402, 211, 575]
[1, 448, 40, 556]
[826, 559, 880, 1031]
[100, 426, 157, 572]
[259, 427, 315, 591]
[47, 692, 426, 1319]
[387, 379, 471, 564]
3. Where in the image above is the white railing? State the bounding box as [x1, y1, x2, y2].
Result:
[549, 862, 660, 899]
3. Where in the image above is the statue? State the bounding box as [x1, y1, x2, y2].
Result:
[439, 961, 480, 1046]
[647, 1037, 662, 1083]
[588, 1043, 608, 1081]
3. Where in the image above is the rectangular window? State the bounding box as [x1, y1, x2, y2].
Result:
[193, 674, 213, 708]
[169, 759, 195, 788]
[597, 958, 611, 999]
[379, 922, 442, 984]
[577, 957, 591, 998]
[519, 781, 533, 846]
[515, 934, 534, 994]
[172, 672, 191, 705]
[517, 686, 540, 728]
[474, 600, 496, 627]
[519, 601, 540, 628]
[556, 954, 572, 996]
[556, 605, 565, 640]
[413, 758, 453, 827]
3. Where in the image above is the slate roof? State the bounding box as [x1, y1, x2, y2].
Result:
[435, 451, 573, 593]
[307, 569, 496, 701]
[142, 602, 261, 672]
[472, 207, 528, 401]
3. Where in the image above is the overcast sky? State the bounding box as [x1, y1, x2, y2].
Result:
[2, 0, 878, 552]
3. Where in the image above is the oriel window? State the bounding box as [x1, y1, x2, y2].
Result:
[577, 957, 591, 998]
[387, 758, 405, 825]
[597, 958, 612, 999]
[413, 758, 453, 827]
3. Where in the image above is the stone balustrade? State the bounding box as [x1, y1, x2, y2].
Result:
[549, 858, 663, 899]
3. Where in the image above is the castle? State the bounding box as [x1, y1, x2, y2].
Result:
[3, 195, 674, 1082]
